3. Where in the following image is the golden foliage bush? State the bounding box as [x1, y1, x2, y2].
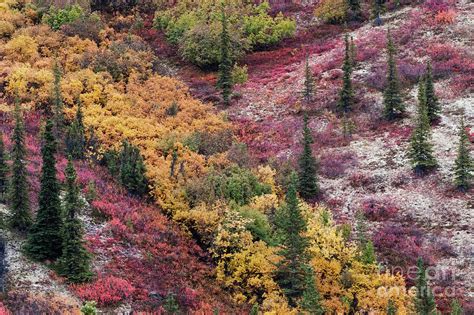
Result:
[314, 0, 348, 24]
[4, 34, 38, 62]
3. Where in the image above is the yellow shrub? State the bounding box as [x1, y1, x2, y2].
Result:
[5, 63, 53, 104]
[306, 205, 413, 313]
[0, 20, 14, 37]
[314, 0, 348, 24]
[4, 34, 38, 62]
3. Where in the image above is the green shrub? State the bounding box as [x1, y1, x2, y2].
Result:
[231, 64, 248, 85]
[179, 21, 247, 69]
[314, 0, 348, 24]
[237, 205, 274, 244]
[223, 168, 271, 205]
[154, 1, 295, 68]
[243, 2, 295, 49]
[185, 167, 271, 207]
[42, 5, 85, 30]
[81, 301, 97, 315]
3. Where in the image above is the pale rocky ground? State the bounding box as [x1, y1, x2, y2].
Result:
[0, 204, 81, 308]
[0, 201, 133, 313]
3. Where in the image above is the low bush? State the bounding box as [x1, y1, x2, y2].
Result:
[373, 225, 433, 284]
[0, 20, 15, 38]
[60, 13, 103, 43]
[314, 0, 348, 24]
[42, 5, 85, 30]
[185, 167, 271, 207]
[73, 275, 136, 307]
[319, 150, 357, 178]
[360, 196, 399, 221]
[154, 1, 295, 68]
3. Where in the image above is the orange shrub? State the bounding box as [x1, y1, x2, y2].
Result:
[434, 9, 456, 25]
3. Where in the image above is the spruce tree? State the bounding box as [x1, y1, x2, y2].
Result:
[8, 102, 32, 232]
[24, 119, 63, 261]
[65, 101, 86, 160]
[298, 114, 319, 200]
[338, 34, 354, 113]
[56, 157, 93, 283]
[424, 61, 440, 123]
[373, 0, 386, 20]
[350, 36, 357, 70]
[408, 95, 437, 174]
[383, 30, 405, 120]
[355, 212, 375, 264]
[450, 299, 463, 315]
[52, 61, 64, 135]
[414, 258, 437, 315]
[217, 4, 232, 106]
[300, 266, 324, 314]
[302, 55, 315, 104]
[347, 0, 361, 20]
[275, 173, 322, 309]
[119, 141, 148, 196]
[418, 76, 427, 112]
[0, 133, 8, 202]
[453, 116, 473, 190]
[387, 299, 397, 315]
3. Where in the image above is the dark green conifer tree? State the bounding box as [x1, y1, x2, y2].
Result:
[453, 116, 473, 190]
[65, 101, 86, 160]
[338, 34, 354, 113]
[350, 36, 357, 70]
[298, 114, 319, 200]
[24, 119, 63, 261]
[217, 4, 232, 106]
[275, 173, 322, 310]
[56, 157, 93, 283]
[450, 299, 463, 315]
[408, 95, 437, 174]
[418, 76, 427, 111]
[424, 61, 440, 123]
[0, 133, 8, 202]
[372, 0, 386, 19]
[347, 0, 361, 20]
[387, 299, 397, 315]
[302, 55, 315, 103]
[8, 102, 32, 232]
[300, 266, 324, 314]
[355, 212, 376, 264]
[383, 30, 405, 120]
[119, 141, 148, 196]
[52, 61, 64, 135]
[414, 258, 437, 315]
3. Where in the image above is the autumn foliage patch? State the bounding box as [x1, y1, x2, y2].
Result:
[73, 275, 136, 307]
